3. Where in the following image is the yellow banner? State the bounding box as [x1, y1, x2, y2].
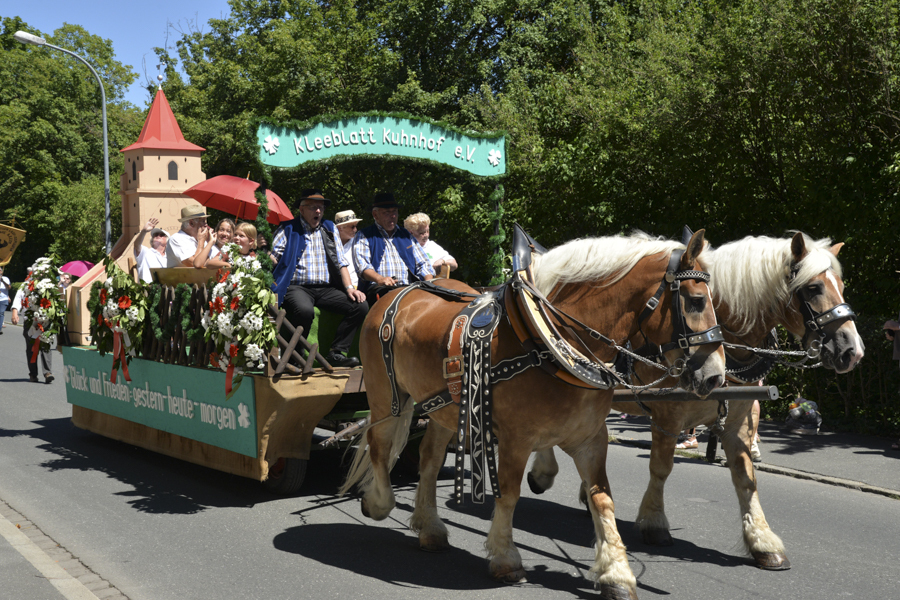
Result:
[0, 223, 26, 266]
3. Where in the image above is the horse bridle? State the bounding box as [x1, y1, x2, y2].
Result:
[635, 249, 724, 376]
[790, 263, 856, 353]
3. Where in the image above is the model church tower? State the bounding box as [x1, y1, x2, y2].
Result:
[119, 87, 206, 243]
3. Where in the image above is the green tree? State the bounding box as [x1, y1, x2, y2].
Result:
[0, 16, 142, 279]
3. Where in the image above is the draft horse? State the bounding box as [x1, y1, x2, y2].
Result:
[341, 230, 726, 597]
[528, 232, 864, 570]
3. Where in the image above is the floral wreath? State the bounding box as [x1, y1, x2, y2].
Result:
[90, 258, 148, 383]
[202, 243, 277, 398]
[22, 256, 68, 361]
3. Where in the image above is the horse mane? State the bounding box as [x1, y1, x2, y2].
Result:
[533, 231, 683, 297]
[702, 233, 842, 336]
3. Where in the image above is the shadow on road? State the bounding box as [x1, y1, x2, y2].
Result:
[0, 417, 361, 515]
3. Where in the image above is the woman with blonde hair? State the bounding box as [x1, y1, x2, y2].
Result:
[194, 221, 258, 268]
[403, 212, 457, 273]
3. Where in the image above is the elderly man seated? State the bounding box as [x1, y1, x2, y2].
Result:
[352, 192, 435, 305]
[271, 189, 368, 368]
[166, 204, 219, 268]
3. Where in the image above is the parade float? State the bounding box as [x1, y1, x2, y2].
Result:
[62, 87, 508, 493]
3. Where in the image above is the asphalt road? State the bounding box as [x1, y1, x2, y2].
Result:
[1, 327, 898, 600]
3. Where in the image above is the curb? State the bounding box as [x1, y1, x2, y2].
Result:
[609, 436, 900, 501]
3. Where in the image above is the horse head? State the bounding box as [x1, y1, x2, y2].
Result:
[638, 228, 726, 397]
[784, 232, 864, 373]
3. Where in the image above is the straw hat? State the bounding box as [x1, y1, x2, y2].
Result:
[178, 204, 209, 222]
[334, 210, 362, 227]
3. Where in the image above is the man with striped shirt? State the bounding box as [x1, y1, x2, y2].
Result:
[271, 189, 367, 368]
[353, 192, 435, 305]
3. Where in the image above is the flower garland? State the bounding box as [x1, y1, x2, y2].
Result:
[91, 258, 148, 383]
[22, 256, 67, 361]
[201, 243, 277, 398]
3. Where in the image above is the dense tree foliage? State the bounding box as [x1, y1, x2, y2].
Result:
[0, 16, 143, 278]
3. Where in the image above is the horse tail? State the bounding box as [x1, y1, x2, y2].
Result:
[339, 396, 415, 497]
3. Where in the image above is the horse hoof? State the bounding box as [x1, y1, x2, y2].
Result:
[492, 568, 527, 584]
[641, 527, 674, 546]
[752, 551, 792, 570]
[598, 582, 639, 600]
[526, 472, 546, 494]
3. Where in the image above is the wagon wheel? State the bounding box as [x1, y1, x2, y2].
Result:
[263, 457, 308, 495]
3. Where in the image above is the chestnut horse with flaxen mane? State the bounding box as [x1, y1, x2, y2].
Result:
[341, 230, 726, 599]
[528, 231, 864, 571]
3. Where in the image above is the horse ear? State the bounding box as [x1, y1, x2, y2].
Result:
[682, 228, 706, 268]
[791, 232, 808, 261]
[830, 242, 844, 256]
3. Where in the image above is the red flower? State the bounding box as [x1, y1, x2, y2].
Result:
[210, 352, 220, 368]
[210, 297, 225, 314]
[229, 344, 239, 358]
[230, 297, 240, 310]
[218, 271, 228, 283]
[22, 298, 29, 308]
[99, 289, 107, 304]
[27, 281, 34, 291]
[118, 296, 132, 309]
[40, 298, 52, 309]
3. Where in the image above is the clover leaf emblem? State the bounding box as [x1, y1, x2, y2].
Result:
[487, 148, 502, 167]
[238, 402, 251, 428]
[263, 135, 280, 155]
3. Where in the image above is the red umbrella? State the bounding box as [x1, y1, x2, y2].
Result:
[183, 175, 260, 221]
[60, 260, 94, 278]
[265, 189, 294, 225]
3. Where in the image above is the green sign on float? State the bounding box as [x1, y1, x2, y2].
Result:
[62, 347, 258, 457]
[256, 116, 506, 177]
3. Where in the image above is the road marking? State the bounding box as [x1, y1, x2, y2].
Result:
[0, 513, 101, 600]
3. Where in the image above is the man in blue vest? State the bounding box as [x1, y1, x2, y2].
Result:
[353, 192, 435, 305]
[271, 189, 367, 368]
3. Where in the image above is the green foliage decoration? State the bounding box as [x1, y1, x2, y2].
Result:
[90, 258, 148, 379]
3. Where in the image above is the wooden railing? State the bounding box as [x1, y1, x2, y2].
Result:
[140, 283, 333, 379]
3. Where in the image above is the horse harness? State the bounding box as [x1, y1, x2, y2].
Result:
[377, 227, 722, 504]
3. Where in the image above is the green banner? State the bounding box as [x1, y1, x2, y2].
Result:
[256, 116, 506, 177]
[63, 347, 258, 458]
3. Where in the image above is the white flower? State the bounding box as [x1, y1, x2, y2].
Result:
[239, 313, 263, 333]
[126, 306, 140, 323]
[250, 260, 261, 272]
[201, 313, 211, 330]
[244, 343, 264, 362]
[216, 313, 234, 338]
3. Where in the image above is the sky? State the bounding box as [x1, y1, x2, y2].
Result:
[3, 0, 233, 108]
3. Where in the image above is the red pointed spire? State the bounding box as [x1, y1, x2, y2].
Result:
[121, 88, 205, 152]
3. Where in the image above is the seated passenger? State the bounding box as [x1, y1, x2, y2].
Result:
[194, 221, 258, 268]
[352, 192, 435, 305]
[334, 209, 362, 289]
[270, 189, 368, 368]
[166, 205, 219, 268]
[133, 218, 169, 283]
[404, 212, 458, 274]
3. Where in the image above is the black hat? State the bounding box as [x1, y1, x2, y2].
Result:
[299, 189, 331, 207]
[372, 192, 399, 209]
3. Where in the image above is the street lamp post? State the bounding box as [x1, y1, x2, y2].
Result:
[14, 30, 112, 254]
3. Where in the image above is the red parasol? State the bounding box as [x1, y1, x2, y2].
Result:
[183, 175, 261, 221]
[265, 189, 294, 225]
[60, 260, 95, 278]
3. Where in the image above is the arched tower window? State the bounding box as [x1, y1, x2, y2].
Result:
[167, 161, 178, 180]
